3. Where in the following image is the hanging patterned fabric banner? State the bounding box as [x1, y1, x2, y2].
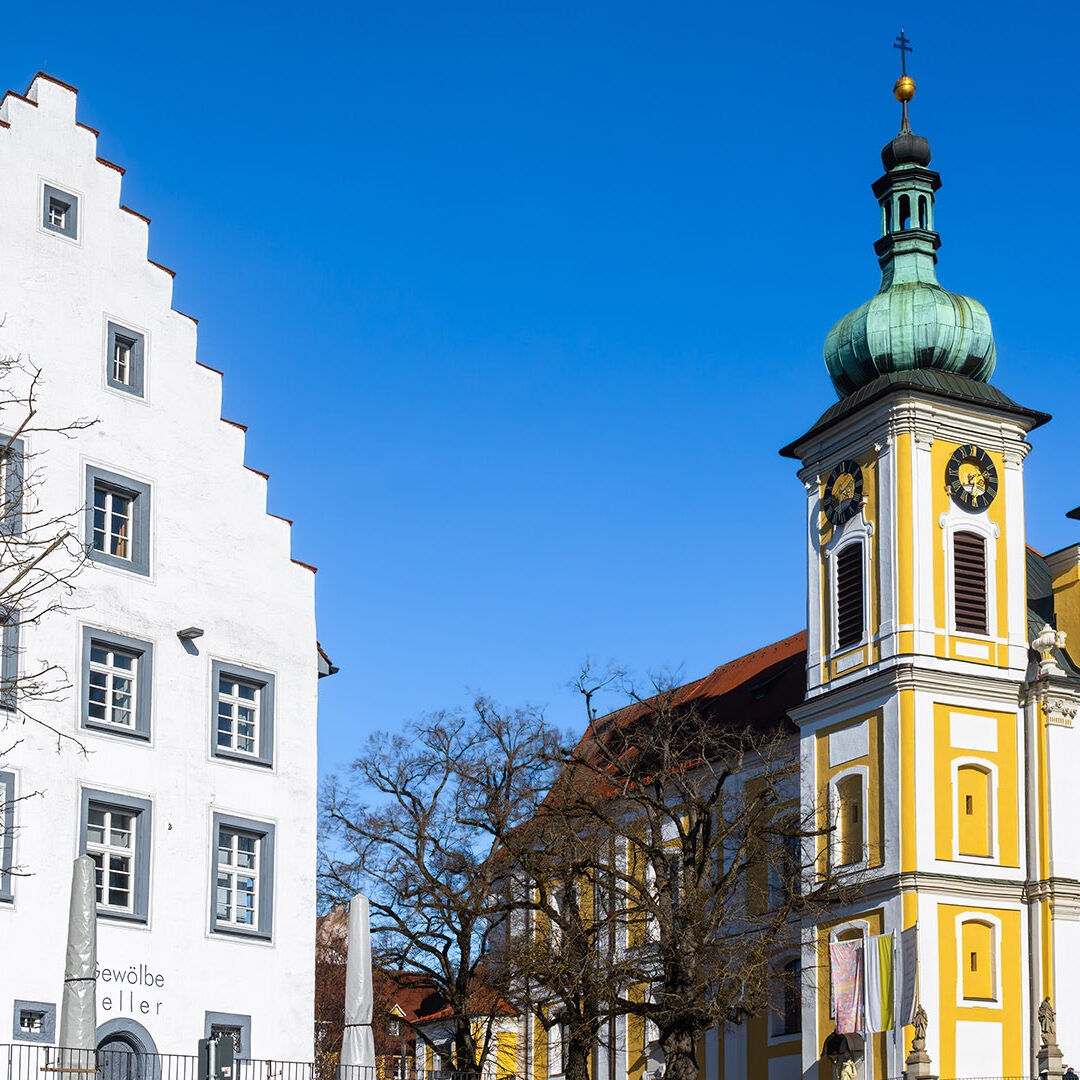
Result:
[864, 932, 895, 1032]
[898, 924, 919, 1026]
[829, 939, 864, 1034]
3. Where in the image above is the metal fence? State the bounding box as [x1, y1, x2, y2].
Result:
[1, 1046, 376, 1080]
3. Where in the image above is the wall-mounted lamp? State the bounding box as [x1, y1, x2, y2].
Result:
[177, 627, 204, 641]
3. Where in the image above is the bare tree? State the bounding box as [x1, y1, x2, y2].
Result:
[319, 703, 562, 1077]
[458, 702, 626, 1080]
[525, 666, 858, 1080]
[0, 332, 97, 881]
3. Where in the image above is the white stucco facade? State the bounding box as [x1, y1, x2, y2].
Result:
[0, 73, 320, 1061]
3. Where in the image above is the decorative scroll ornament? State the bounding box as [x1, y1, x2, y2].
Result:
[1043, 697, 1078, 727]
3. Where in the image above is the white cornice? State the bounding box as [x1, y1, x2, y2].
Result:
[791, 660, 1025, 725]
[791, 390, 1036, 470]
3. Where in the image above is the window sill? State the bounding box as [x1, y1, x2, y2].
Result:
[211, 923, 272, 943]
[766, 1031, 801, 1046]
[83, 719, 151, 742]
[96, 908, 148, 926]
[212, 748, 273, 769]
[88, 550, 151, 577]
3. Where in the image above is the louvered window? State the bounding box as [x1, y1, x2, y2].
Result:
[835, 543, 864, 650]
[953, 531, 988, 634]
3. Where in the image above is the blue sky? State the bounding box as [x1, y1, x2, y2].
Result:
[3, 2, 1079, 776]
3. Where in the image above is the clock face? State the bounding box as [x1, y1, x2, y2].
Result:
[945, 444, 998, 511]
[823, 460, 864, 527]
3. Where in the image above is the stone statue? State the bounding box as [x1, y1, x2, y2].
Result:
[912, 1005, 928, 1051]
[839, 1062, 857, 1080]
[1040, 996, 1057, 1044]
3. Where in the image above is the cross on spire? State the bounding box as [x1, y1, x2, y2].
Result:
[894, 30, 912, 76]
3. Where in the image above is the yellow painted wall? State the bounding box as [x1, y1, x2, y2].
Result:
[496, 1032, 517, 1079]
[895, 432, 914, 630]
[936, 905, 1023, 1078]
[930, 441, 1009, 662]
[814, 713, 884, 871]
[1051, 556, 1080, 660]
[932, 704, 1018, 866]
[533, 1014, 547, 1080]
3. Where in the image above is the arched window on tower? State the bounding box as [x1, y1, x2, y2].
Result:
[883, 202, 892, 234]
[957, 764, 993, 857]
[918, 195, 928, 229]
[835, 542, 865, 651]
[953, 531, 988, 635]
[836, 775, 865, 866]
[961, 919, 997, 1002]
[898, 194, 911, 230]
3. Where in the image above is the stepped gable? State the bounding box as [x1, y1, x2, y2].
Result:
[0, 71, 316, 575]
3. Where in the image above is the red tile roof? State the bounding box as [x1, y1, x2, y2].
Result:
[579, 631, 806, 757]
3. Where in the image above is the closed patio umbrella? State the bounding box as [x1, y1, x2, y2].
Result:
[340, 893, 376, 1078]
[57, 855, 97, 1071]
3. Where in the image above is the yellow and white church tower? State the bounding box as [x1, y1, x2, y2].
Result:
[783, 58, 1080, 1080]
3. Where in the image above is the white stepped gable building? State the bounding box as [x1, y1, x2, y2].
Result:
[0, 73, 325, 1061]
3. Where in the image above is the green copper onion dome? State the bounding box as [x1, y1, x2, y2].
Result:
[823, 75, 996, 398]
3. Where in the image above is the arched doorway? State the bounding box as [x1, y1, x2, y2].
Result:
[96, 1020, 159, 1080]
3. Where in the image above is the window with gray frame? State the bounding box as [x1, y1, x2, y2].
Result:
[80, 788, 152, 923]
[106, 323, 146, 398]
[1, 771, 14, 903]
[85, 466, 151, 576]
[0, 611, 19, 713]
[211, 813, 274, 940]
[211, 661, 274, 767]
[205, 1013, 251, 1058]
[82, 628, 153, 740]
[13, 1001, 55, 1043]
[43, 184, 78, 239]
[0, 433, 25, 536]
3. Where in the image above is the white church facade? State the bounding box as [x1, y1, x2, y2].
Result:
[0, 73, 326, 1062]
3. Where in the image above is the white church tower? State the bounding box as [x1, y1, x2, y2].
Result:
[0, 73, 326, 1060]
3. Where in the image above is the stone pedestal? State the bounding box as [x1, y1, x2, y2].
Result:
[1038, 1043, 1064, 1080]
[904, 1050, 937, 1080]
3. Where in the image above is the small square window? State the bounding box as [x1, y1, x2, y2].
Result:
[82, 628, 153, 740]
[205, 1013, 251, 1059]
[13, 1001, 55, 1043]
[42, 184, 78, 240]
[106, 323, 146, 398]
[84, 466, 151, 576]
[211, 662, 274, 767]
[210, 814, 274, 940]
[80, 788, 152, 923]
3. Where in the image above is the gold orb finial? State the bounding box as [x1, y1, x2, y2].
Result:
[894, 75, 915, 103]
